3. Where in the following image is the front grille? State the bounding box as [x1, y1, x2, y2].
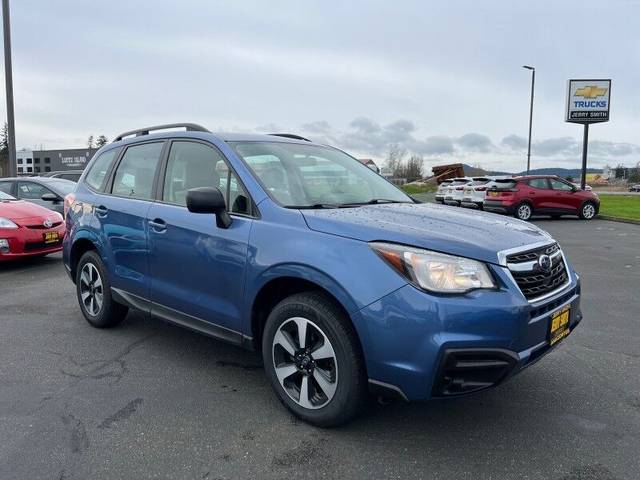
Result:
[24, 239, 63, 251]
[25, 221, 63, 230]
[507, 243, 569, 301]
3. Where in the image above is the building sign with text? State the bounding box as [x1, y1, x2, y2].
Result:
[565, 79, 611, 123]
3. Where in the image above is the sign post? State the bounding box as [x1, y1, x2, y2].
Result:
[565, 79, 611, 189]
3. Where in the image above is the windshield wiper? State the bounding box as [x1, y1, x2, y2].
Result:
[340, 199, 411, 206]
[290, 203, 344, 209]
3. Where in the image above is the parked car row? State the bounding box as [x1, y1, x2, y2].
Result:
[436, 175, 600, 221]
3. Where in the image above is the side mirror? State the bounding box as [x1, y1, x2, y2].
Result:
[186, 187, 232, 229]
[41, 193, 60, 203]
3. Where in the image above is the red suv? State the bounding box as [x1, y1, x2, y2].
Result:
[483, 175, 600, 221]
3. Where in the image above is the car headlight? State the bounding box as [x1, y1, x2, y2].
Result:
[370, 242, 496, 293]
[0, 217, 18, 229]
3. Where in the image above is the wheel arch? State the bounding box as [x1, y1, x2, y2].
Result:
[247, 266, 363, 354]
[68, 231, 102, 282]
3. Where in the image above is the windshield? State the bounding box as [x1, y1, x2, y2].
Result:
[0, 191, 16, 200]
[231, 142, 412, 207]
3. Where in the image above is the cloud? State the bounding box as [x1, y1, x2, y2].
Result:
[501, 134, 528, 150]
[301, 120, 332, 134]
[455, 133, 493, 153]
[420, 136, 455, 155]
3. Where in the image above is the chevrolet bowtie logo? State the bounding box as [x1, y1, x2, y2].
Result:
[574, 86, 607, 98]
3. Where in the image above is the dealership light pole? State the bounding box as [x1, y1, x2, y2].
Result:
[522, 65, 535, 175]
[2, 0, 17, 177]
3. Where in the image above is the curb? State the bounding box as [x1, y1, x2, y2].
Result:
[597, 215, 640, 226]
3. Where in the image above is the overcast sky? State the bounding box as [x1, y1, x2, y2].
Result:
[2, 0, 638, 172]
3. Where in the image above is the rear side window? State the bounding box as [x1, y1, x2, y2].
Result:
[528, 178, 549, 189]
[85, 149, 119, 191]
[112, 142, 163, 200]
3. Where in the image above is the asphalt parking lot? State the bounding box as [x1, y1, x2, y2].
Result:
[1, 219, 639, 480]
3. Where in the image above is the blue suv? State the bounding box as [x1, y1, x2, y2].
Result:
[63, 123, 582, 426]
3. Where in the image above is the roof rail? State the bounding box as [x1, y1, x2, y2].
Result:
[113, 123, 210, 142]
[268, 133, 311, 142]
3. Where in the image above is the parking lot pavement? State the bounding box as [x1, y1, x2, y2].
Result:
[0, 219, 639, 480]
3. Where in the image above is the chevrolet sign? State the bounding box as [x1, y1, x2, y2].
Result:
[566, 79, 611, 124]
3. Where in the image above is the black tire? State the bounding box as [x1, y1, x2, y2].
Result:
[262, 292, 368, 427]
[579, 201, 597, 220]
[514, 202, 533, 221]
[75, 250, 128, 328]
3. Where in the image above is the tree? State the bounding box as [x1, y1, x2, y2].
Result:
[0, 122, 8, 154]
[405, 155, 424, 182]
[87, 135, 95, 150]
[386, 143, 407, 178]
[96, 135, 108, 147]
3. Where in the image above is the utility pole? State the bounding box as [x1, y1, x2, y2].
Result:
[522, 66, 535, 175]
[2, 0, 16, 177]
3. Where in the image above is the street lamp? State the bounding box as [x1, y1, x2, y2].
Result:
[522, 65, 535, 175]
[2, 0, 16, 177]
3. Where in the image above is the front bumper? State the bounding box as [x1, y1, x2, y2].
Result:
[0, 224, 66, 261]
[357, 264, 582, 401]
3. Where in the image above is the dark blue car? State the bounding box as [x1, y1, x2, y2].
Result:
[63, 123, 582, 426]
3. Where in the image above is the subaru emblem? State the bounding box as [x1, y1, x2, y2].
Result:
[538, 254, 552, 272]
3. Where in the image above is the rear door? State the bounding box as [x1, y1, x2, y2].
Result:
[146, 139, 254, 338]
[100, 141, 165, 300]
[526, 178, 554, 210]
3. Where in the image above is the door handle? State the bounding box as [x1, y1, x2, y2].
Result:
[95, 205, 108, 217]
[148, 218, 167, 232]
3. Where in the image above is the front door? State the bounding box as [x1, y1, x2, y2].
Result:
[147, 140, 254, 338]
[549, 178, 581, 212]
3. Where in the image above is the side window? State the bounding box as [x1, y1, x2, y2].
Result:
[111, 143, 163, 200]
[0, 181, 13, 194]
[17, 182, 52, 199]
[528, 178, 549, 189]
[162, 141, 251, 215]
[550, 179, 573, 191]
[85, 149, 119, 191]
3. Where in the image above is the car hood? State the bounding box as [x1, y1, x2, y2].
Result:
[301, 203, 553, 265]
[0, 200, 60, 223]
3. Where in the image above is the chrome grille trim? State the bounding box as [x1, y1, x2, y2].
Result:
[499, 242, 572, 303]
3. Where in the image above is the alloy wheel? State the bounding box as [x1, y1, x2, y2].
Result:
[272, 317, 338, 410]
[517, 204, 532, 220]
[582, 203, 595, 219]
[79, 262, 104, 316]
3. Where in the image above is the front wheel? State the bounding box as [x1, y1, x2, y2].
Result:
[262, 292, 368, 427]
[515, 202, 533, 221]
[579, 202, 597, 220]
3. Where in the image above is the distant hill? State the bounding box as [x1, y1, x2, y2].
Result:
[462, 164, 602, 178]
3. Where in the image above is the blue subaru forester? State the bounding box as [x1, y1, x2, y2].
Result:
[63, 123, 582, 426]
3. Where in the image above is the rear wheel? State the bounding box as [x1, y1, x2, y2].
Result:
[262, 292, 367, 427]
[515, 202, 533, 221]
[76, 251, 128, 328]
[579, 202, 597, 220]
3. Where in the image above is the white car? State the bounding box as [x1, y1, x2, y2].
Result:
[444, 177, 473, 206]
[435, 179, 453, 203]
[461, 177, 492, 209]
[571, 183, 592, 191]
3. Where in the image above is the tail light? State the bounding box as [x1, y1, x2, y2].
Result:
[64, 193, 76, 219]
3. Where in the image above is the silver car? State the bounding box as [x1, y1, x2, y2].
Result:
[461, 177, 492, 209]
[0, 177, 76, 215]
[444, 177, 472, 206]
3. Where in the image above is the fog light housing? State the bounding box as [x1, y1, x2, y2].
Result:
[0, 239, 9, 253]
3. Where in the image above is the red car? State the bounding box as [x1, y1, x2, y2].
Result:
[483, 175, 600, 221]
[0, 190, 66, 261]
